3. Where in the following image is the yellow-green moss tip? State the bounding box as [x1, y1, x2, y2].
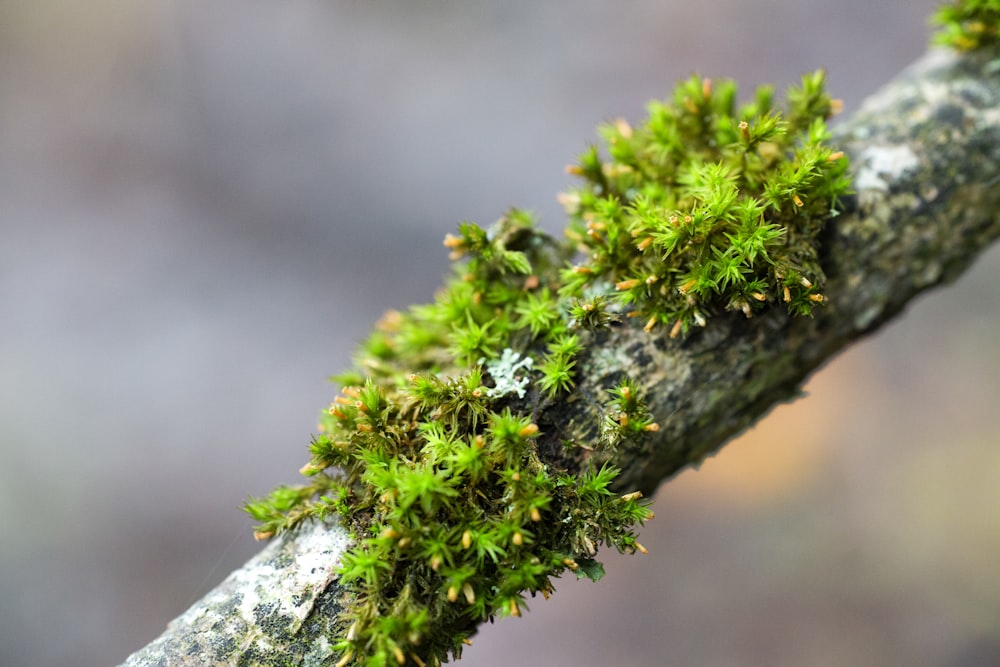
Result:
[933, 0, 1000, 51]
[245, 69, 849, 667]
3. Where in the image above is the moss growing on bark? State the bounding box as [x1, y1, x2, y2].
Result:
[559, 71, 849, 337]
[245, 70, 848, 667]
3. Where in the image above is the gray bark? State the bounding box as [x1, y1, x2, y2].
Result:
[122, 47, 1000, 667]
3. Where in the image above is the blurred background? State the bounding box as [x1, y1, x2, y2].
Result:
[3, 1, 999, 665]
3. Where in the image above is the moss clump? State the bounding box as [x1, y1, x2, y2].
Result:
[245, 70, 848, 667]
[246, 210, 654, 667]
[559, 71, 849, 337]
[933, 0, 1000, 51]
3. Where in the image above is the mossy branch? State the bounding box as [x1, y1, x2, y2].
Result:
[121, 46, 1000, 667]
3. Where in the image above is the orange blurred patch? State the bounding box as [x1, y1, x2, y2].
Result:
[664, 367, 847, 509]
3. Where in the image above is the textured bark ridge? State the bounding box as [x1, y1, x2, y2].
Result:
[122, 47, 1000, 666]
[124, 522, 353, 666]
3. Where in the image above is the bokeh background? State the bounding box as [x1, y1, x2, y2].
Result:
[3, 1, 1000, 666]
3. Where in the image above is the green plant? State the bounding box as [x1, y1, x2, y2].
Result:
[559, 71, 849, 337]
[933, 0, 1000, 51]
[245, 69, 848, 666]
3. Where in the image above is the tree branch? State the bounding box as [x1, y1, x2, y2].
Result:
[121, 47, 1000, 667]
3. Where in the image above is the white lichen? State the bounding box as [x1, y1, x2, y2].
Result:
[855, 144, 921, 192]
[483, 348, 534, 398]
[304, 635, 335, 667]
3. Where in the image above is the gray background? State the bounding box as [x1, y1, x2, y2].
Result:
[4, 1, 1000, 666]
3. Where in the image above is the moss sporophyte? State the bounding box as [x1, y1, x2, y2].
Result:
[245, 71, 849, 666]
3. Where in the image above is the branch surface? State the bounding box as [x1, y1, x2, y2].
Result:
[122, 47, 1000, 667]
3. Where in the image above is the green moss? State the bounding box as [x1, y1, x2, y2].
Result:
[559, 71, 849, 337]
[932, 0, 1000, 51]
[245, 70, 848, 667]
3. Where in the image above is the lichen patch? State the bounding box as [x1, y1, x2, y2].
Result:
[855, 144, 921, 192]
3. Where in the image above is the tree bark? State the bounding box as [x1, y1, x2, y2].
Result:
[122, 47, 1000, 667]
